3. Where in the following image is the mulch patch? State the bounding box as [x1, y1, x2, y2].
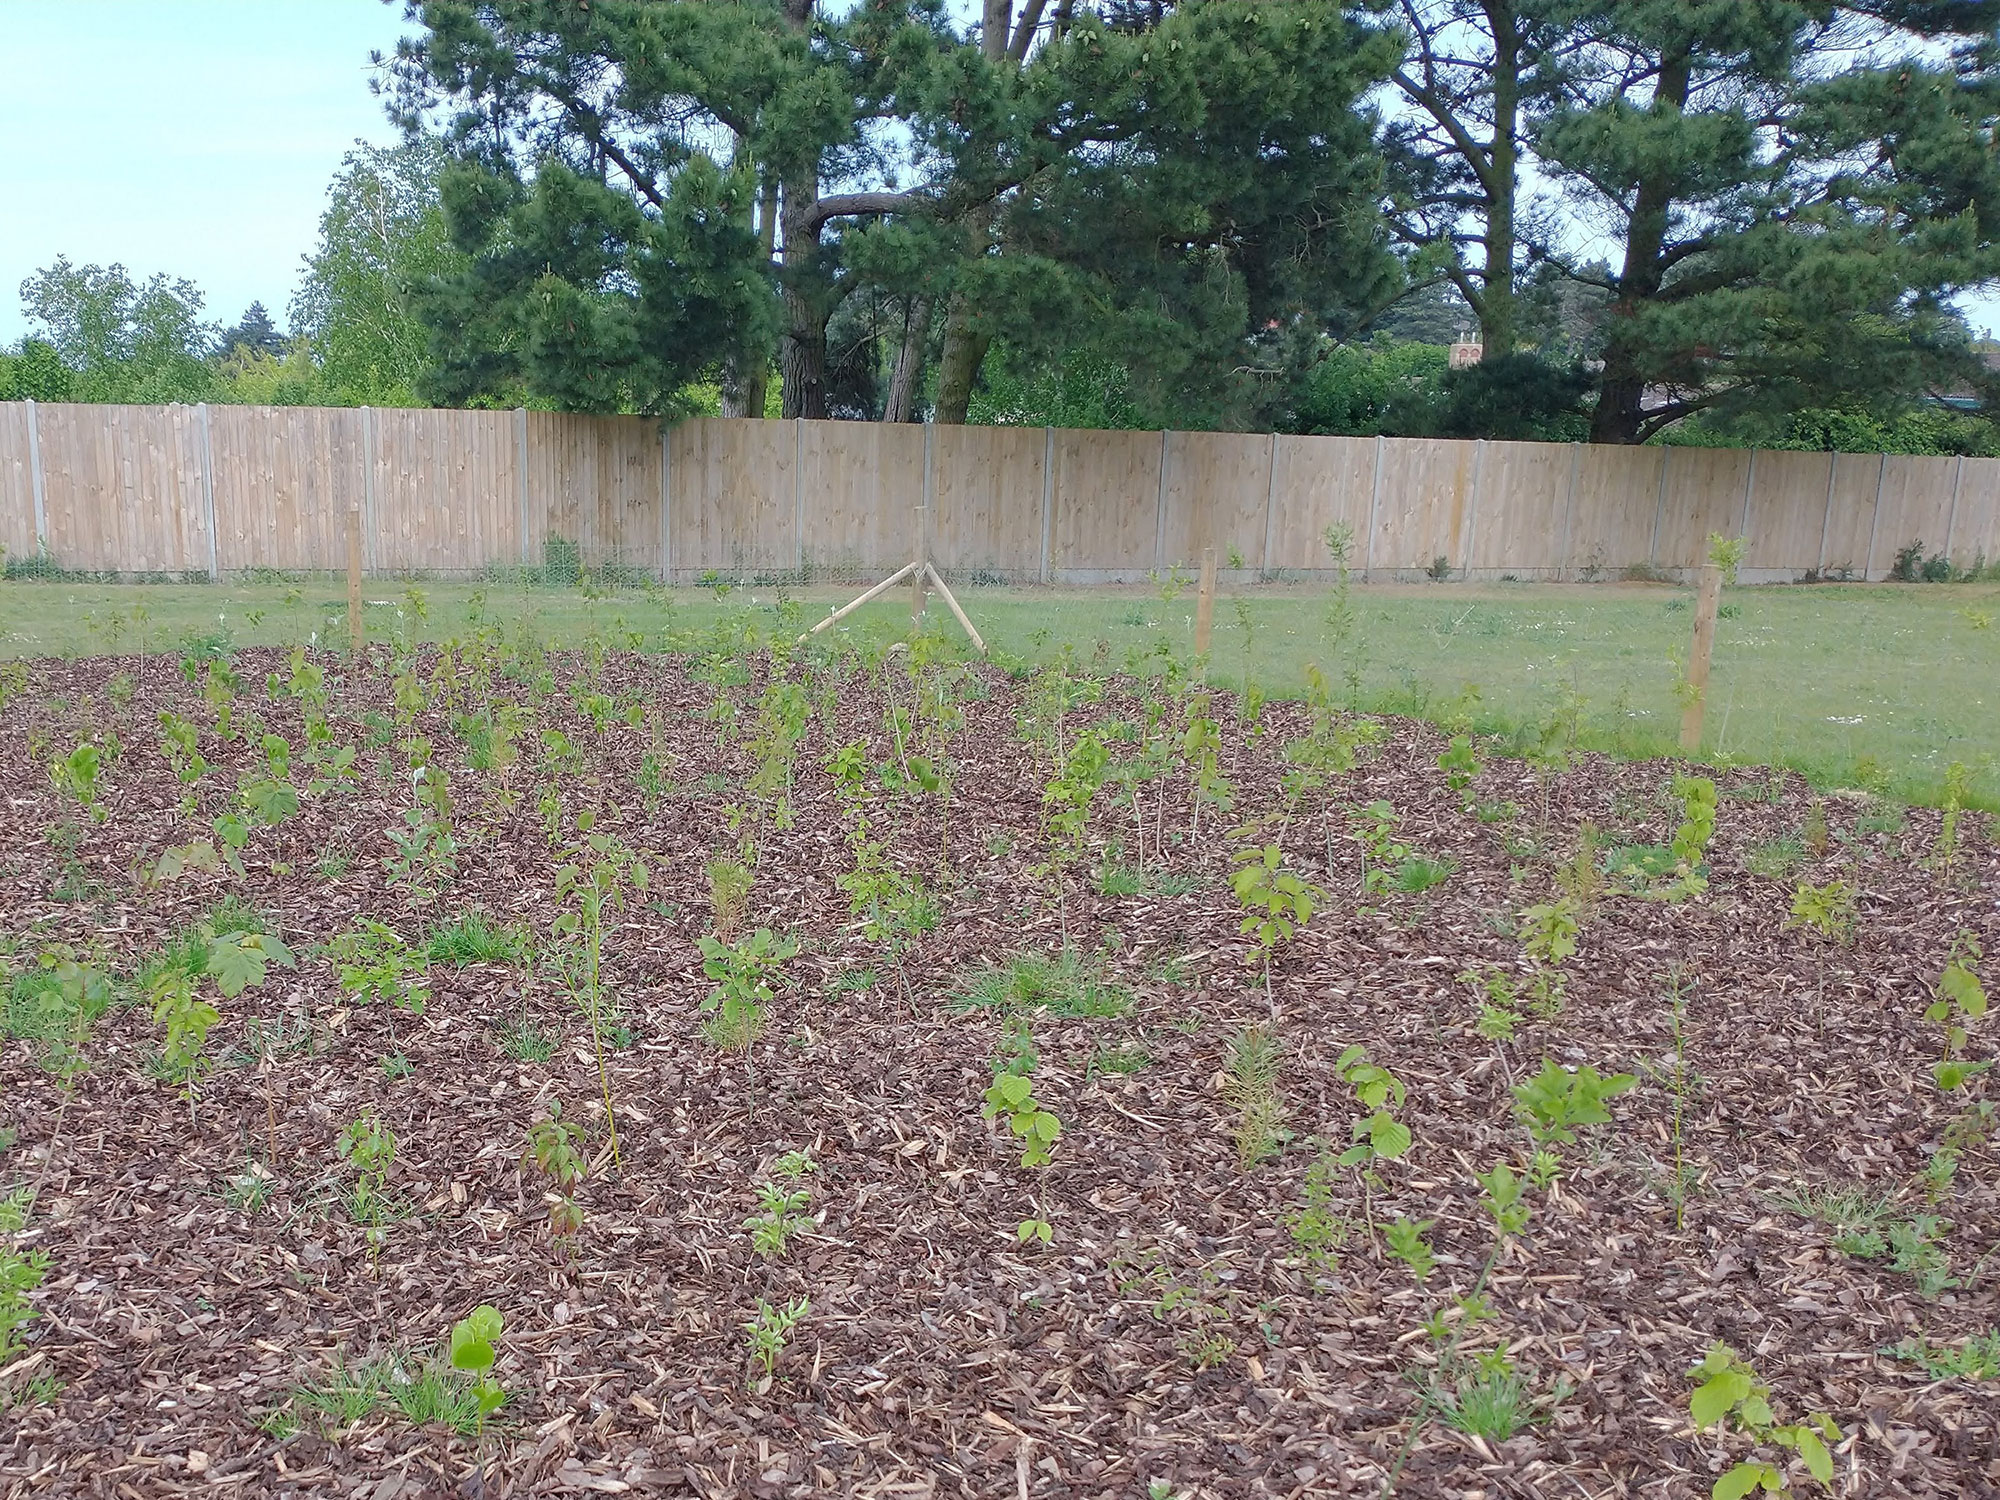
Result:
[1, 645, 1995, 1498]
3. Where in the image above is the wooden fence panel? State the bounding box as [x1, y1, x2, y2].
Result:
[1267, 434, 1375, 577]
[1949, 456, 2000, 569]
[1159, 430, 1273, 576]
[1371, 437, 1475, 576]
[0, 404, 36, 565]
[673, 418, 797, 578]
[12, 403, 2000, 583]
[1869, 454, 1960, 579]
[1741, 450, 1832, 581]
[1562, 445, 1663, 579]
[931, 423, 1044, 579]
[1654, 447, 1755, 574]
[34, 403, 207, 576]
[535, 413, 659, 577]
[367, 408, 518, 575]
[1818, 454, 1884, 580]
[209, 405, 363, 573]
[1050, 427, 1161, 577]
[1467, 440, 1570, 577]
[799, 419, 924, 580]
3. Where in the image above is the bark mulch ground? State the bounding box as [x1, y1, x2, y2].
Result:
[1, 645, 1996, 1499]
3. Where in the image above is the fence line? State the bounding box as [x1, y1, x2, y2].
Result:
[1, 402, 1996, 584]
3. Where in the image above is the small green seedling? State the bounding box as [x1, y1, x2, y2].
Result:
[1513, 1059, 1637, 1147]
[1688, 1342, 1837, 1499]
[1334, 1045, 1411, 1165]
[449, 1302, 507, 1485]
[1385, 1217, 1437, 1281]
[1928, 933, 1989, 1092]
[745, 1151, 817, 1257]
[525, 1103, 588, 1237]
[1788, 880, 1856, 946]
[983, 1072, 1062, 1167]
[338, 1111, 398, 1242]
[1016, 1215, 1054, 1245]
[698, 927, 798, 1051]
[745, 1295, 810, 1385]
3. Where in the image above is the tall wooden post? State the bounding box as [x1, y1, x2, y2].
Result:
[346, 504, 364, 655]
[1679, 562, 1723, 753]
[1193, 546, 1217, 668]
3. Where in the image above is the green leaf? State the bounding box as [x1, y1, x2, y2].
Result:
[1793, 1427, 1833, 1484]
[1367, 1113, 1412, 1160]
[1690, 1369, 1752, 1429]
[205, 932, 295, 998]
[1712, 1462, 1775, 1500]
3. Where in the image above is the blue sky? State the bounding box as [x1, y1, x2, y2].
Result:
[4, 1, 1997, 348]
[0, 1, 411, 343]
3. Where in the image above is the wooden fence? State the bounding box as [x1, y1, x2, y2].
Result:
[3, 400, 1997, 584]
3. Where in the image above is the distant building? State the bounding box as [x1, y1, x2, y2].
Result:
[1448, 331, 1482, 369]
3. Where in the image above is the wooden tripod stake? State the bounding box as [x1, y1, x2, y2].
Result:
[1679, 561, 1723, 753]
[801, 435, 987, 654]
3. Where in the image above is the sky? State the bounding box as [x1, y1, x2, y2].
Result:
[0, 0, 412, 344]
[3, 0, 1998, 348]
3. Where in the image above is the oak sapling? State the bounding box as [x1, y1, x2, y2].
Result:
[1229, 834, 1315, 1010]
[1687, 1343, 1837, 1500]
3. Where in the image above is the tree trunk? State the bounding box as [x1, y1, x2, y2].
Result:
[1480, 1, 1519, 358]
[1587, 49, 1692, 445]
[883, 295, 932, 422]
[779, 172, 830, 420]
[932, 293, 990, 425]
[723, 178, 781, 418]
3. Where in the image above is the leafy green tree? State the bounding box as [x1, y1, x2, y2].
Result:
[16, 257, 219, 403]
[1383, 1, 2000, 443]
[383, 1, 1400, 426]
[1541, 2, 2000, 443]
[289, 139, 470, 405]
[0, 340, 74, 402]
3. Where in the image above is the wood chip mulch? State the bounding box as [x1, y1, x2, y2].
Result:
[0, 645, 1995, 1499]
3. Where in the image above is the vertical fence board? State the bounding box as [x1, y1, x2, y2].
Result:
[1739, 450, 1832, 581]
[1266, 434, 1375, 577]
[1655, 447, 1755, 576]
[1466, 441, 1570, 577]
[1158, 429, 1271, 577]
[0, 405, 36, 564]
[930, 423, 1045, 580]
[799, 419, 924, 580]
[1050, 427, 1161, 578]
[1869, 454, 1960, 579]
[1817, 455, 1883, 580]
[1949, 457, 2000, 571]
[1373, 437, 1477, 575]
[1561, 446, 1665, 579]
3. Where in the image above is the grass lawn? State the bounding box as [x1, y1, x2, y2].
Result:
[3, 575, 1995, 807]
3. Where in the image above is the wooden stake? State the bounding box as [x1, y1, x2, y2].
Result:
[911, 490, 930, 627]
[346, 503, 364, 655]
[799, 561, 919, 641]
[1679, 562, 1723, 753]
[924, 562, 987, 656]
[1193, 546, 1217, 666]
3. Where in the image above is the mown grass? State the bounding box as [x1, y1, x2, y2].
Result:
[3, 576, 1995, 807]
